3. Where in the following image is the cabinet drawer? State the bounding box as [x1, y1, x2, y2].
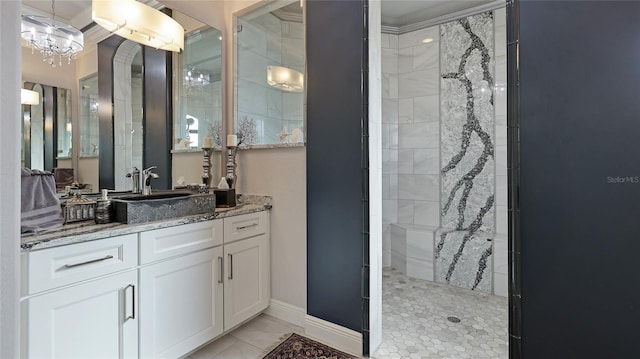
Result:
[25, 234, 137, 295]
[140, 220, 222, 264]
[223, 211, 269, 243]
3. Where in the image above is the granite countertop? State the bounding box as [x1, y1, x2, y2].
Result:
[21, 194, 272, 252]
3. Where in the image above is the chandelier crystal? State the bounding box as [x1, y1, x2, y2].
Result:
[183, 68, 211, 94]
[21, 0, 84, 67]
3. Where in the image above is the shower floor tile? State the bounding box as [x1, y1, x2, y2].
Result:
[373, 267, 508, 359]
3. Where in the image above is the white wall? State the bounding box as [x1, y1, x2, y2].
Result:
[235, 147, 306, 309]
[0, 2, 22, 356]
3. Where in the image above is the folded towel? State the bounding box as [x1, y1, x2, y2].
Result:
[21, 168, 64, 233]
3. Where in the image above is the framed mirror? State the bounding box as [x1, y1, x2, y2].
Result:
[234, 0, 305, 147]
[21, 82, 72, 172]
[172, 13, 223, 150]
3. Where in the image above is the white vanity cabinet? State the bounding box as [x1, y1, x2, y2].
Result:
[21, 234, 139, 358]
[138, 220, 224, 358]
[222, 212, 271, 330]
[21, 210, 270, 359]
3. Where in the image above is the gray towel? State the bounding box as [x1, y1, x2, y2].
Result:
[21, 168, 64, 233]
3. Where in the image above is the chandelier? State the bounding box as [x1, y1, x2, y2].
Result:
[183, 68, 211, 94]
[21, 0, 84, 67]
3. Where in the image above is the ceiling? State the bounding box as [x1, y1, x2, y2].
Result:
[381, 0, 497, 27]
[22, 0, 500, 30]
[22, 0, 93, 29]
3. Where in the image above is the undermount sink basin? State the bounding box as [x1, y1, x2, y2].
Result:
[118, 192, 192, 201]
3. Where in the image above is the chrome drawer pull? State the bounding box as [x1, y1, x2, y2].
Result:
[228, 254, 233, 280]
[124, 284, 135, 321]
[237, 223, 258, 230]
[64, 255, 114, 268]
[218, 256, 224, 283]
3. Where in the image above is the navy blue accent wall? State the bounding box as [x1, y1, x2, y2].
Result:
[142, 47, 172, 190]
[306, 0, 364, 332]
[519, 1, 640, 356]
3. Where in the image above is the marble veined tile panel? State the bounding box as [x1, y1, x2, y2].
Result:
[440, 12, 495, 233]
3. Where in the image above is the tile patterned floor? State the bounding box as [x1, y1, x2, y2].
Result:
[372, 267, 508, 359]
[185, 314, 304, 359]
[187, 267, 507, 359]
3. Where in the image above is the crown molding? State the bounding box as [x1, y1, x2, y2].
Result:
[382, 0, 505, 35]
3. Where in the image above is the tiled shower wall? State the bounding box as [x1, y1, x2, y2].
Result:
[381, 8, 507, 296]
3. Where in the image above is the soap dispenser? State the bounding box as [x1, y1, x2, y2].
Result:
[95, 189, 113, 224]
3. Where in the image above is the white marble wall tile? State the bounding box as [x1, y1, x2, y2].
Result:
[398, 47, 413, 74]
[239, 49, 269, 86]
[496, 175, 507, 207]
[494, 272, 508, 297]
[382, 48, 398, 74]
[390, 225, 406, 254]
[406, 228, 434, 262]
[238, 20, 267, 55]
[398, 175, 439, 201]
[413, 201, 440, 227]
[493, 235, 508, 275]
[282, 92, 303, 120]
[398, 149, 414, 174]
[398, 200, 414, 224]
[382, 174, 390, 199]
[414, 149, 440, 175]
[406, 257, 434, 281]
[495, 55, 506, 88]
[383, 224, 391, 251]
[413, 42, 439, 71]
[413, 95, 439, 122]
[267, 88, 282, 119]
[496, 205, 507, 235]
[389, 34, 399, 49]
[383, 224, 391, 267]
[382, 73, 399, 99]
[266, 32, 281, 62]
[398, 98, 413, 123]
[391, 250, 407, 273]
[381, 33, 390, 49]
[389, 124, 398, 148]
[237, 79, 268, 115]
[382, 124, 390, 149]
[398, 122, 439, 149]
[495, 145, 507, 176]
[495, 7, 506, 27]
[383, 250, 391, 268]
[399, 26, 438, 49]
[495, 117, 507, 146]
[383, 150, 398, 176]
[282, 37, 304, 67]
[389, 175, 398, 200]
[288, 22, 304, 39]
[495, 80, 507, 117]
[495, 26, 506, 58]
[398, 69, 439, 98]
[263, 13, 282, 36]
[382, 98, 398, 123]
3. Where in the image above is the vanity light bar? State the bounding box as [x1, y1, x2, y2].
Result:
[92, 0, 184, 52]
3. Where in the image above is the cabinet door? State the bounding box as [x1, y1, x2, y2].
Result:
[224, 234, 270, 330]
[139, 247, 224, 358]
[24, 270, 138, 358]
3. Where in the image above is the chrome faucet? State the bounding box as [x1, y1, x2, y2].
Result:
[126, 167, 141, 194]
[142, 166, 159, 195]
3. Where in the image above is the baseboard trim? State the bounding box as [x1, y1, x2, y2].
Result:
[304, 315, 363, 357]
[264, 299, 306, 328]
